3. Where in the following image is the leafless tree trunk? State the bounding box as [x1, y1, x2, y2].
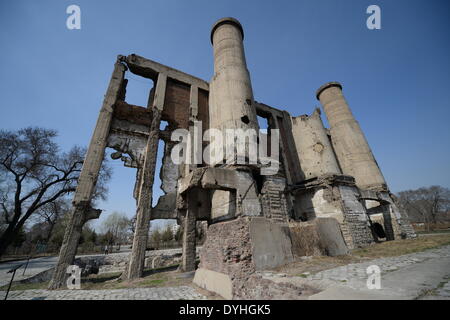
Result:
[0, 128, 94, 258]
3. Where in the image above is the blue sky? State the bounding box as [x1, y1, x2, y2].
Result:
[1, 0, 449, 229]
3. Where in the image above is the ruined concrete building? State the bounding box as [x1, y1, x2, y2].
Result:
[49, 18, 416, 297]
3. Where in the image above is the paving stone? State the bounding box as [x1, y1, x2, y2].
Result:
[0, 286, 206, 300]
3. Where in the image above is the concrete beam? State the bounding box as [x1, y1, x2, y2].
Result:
[181, 206, 197, 272]
[74, 60, 127, 203]
[126, 73, 167, 280]
[125, 54, 209, 91]
[49, 59, 127, 290]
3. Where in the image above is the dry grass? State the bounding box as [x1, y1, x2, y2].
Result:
[1, 265, 193, 292]
[412, 222, 450, 232]
[352, 234, 450, 258]
[277, 234, 450, 277]
[81, 269, 192, 290]
[0, 281, 49, 291]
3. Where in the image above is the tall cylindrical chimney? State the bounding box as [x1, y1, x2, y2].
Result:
[316, 82, 387, 190]
[291, 108, 342, 180]
[209, 17, 259, 165]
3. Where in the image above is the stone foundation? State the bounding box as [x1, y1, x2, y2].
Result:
[194, 216, 295, 298]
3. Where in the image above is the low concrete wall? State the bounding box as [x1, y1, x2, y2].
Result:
[193, 268, 233, 299]
[289, 218, 348, 257]
[315, 217, 349, 256]
[249, 217, 294, 270]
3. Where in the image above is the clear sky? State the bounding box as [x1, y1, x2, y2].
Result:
[1, 0, 449, 229]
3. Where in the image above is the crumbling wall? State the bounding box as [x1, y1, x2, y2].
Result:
[288, 219, 349, 257]
[338, 186, 374, 248]
[197, 217, 256, 297]
[289, 221, 325, 257]
[260, 175, 289, 223]
[162, 78, 190, 130]
[195, 215, 297, 299]
[294, 181, 374, 249]
[379, 192, 417, 239]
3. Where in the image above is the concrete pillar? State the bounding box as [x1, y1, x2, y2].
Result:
[181, 207, 197, 272]
[49, 59, 127, 289]
[291, 108, 341, 179]
[209, 17, 259, 165]
[126, 72, 166, 280]
[316, 82, 387, 191]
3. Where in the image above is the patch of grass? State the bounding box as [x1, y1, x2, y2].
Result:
[296, 274, 309, 278]
[416, 229, 450, 234]
[141, 278, 167, 286]
[76, 268, 192, 291]
[352, 234, 450, 259]
[0, 281, 49, 291]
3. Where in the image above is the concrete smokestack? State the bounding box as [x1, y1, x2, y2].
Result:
[291, 108, 341, 180]
[316, 82, 387, 190]
[209, 17, 259, 165]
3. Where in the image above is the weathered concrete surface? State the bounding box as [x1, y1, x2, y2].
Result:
[203, 168, 262, 217]
[338, 185, 374, 248]
[181, 207, 197, 272]
[315, 218, 349, 256]
[193, 268, 233, 299]
[249, 217, 294, 270]
[179, 167, 261, 218]
[288, 219, 348, 257]
[317, 82, 387, 191]
[294, 179, 374, 249]
[49, 60, 127, 290]
[195, 216, 300, 299]
[126, 73, 166, 280]
[209, 17, 259, 165]
[378, 192, 417, 239]
[211, 189, 236, 221]
[152, 192, 177, 219]
[195, 217, 255, 298]
[260, 176, 289, 223]
[291, 108, 341, 179]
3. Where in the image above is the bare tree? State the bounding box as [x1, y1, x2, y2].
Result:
[34, 198, 71, 241]
[397, 185, 450, 231]
[101, 212, 131, 250]
[0, 127, 111, 258]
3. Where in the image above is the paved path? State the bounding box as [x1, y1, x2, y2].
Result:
[0, 248, 189, 287]
[0, 254, 112, 287]
[262, 245, 450, 300]
[0, 286, 206, 300]
[0, 256, 59, 287]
